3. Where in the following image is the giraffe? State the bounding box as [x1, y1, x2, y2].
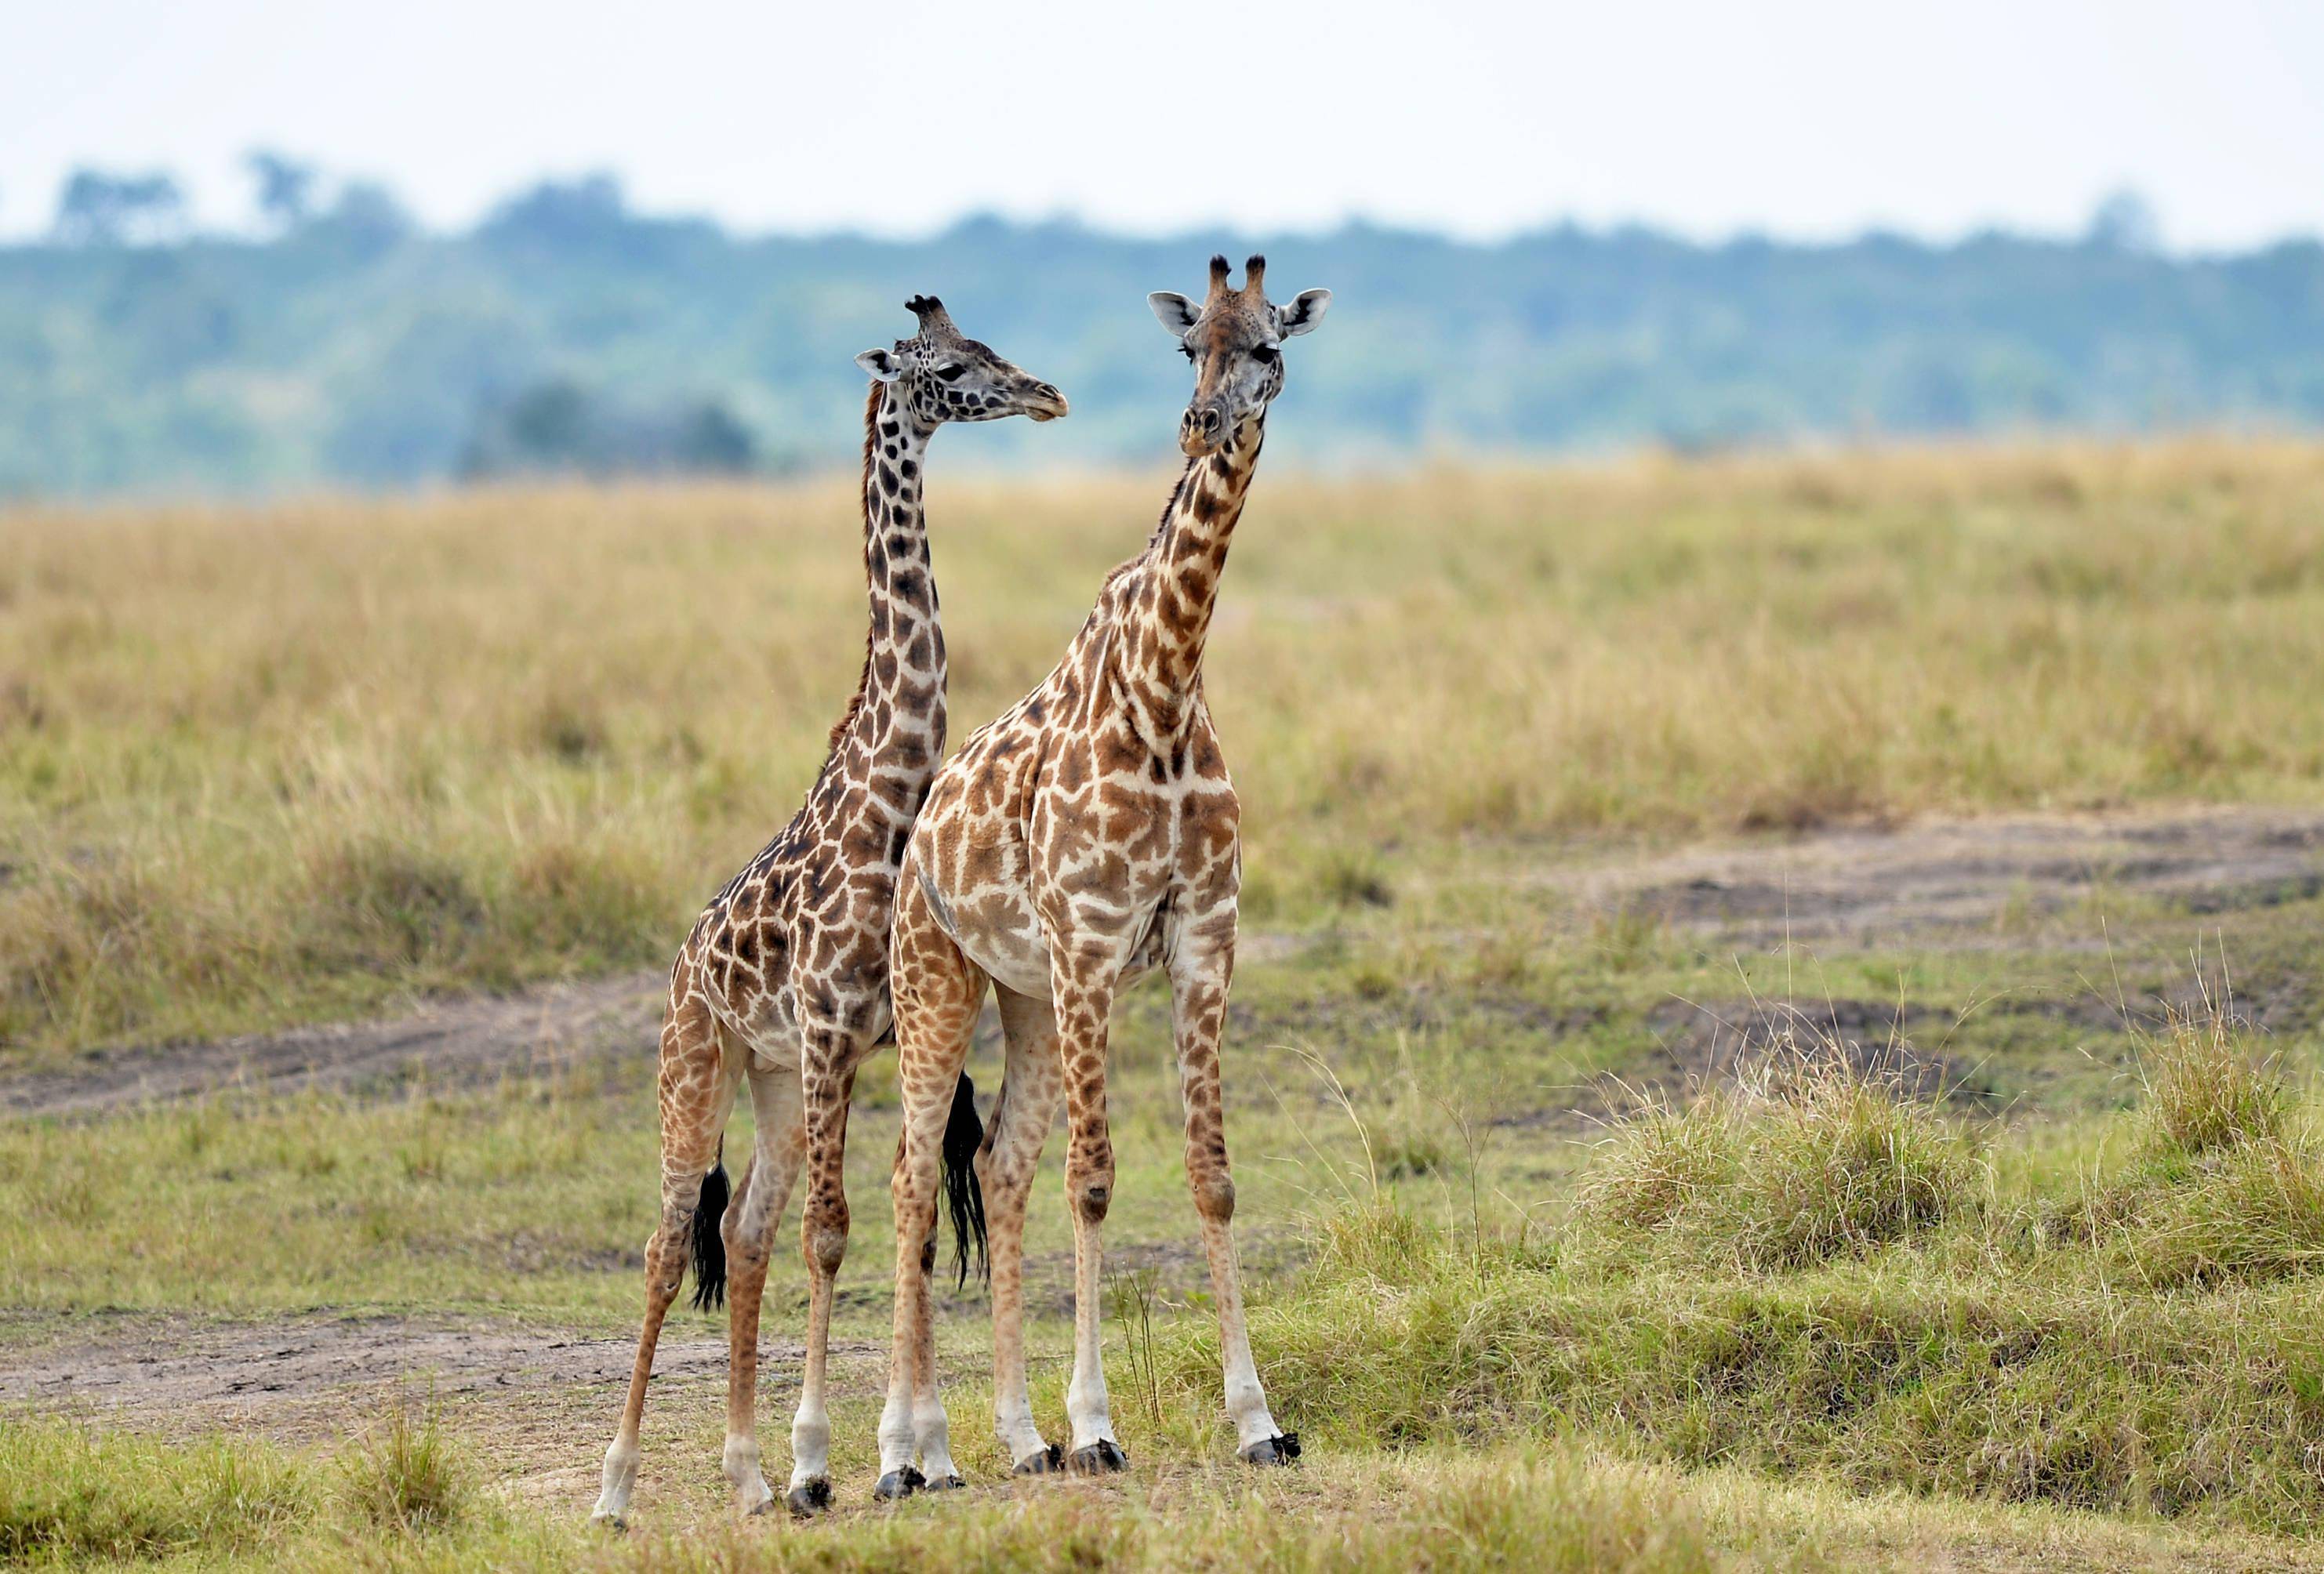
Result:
[874, 255, 1328, 1492]
[588, 296, 1067, 1527]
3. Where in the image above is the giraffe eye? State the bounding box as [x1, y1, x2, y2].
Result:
[934, 364, 966, 381]
[1250, 345, 1278, 364]
[1180, 344, 1196, 361]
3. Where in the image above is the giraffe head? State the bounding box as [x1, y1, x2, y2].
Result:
[855, 296, 1069, 426]
[1149, 254, 1330, 457]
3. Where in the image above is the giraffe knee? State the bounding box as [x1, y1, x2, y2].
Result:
[1068, 1159, 1115, 1225]
[917, 1234, 938, 1276]
[976, 1145, 1032, 1200]
[1192, 1168, 1236, 1225]
[646, 1216, 690, 1294]
[724, 1212, 769, 1274]
[802, 1193, 849, 1278]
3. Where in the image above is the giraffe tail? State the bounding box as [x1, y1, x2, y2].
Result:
[688, 1145, 732, 1312]
[942, 1072, 989, 1289]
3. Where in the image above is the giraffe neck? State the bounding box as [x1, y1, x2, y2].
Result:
[1117, 419, 1265, 738]
[831, 381, 945, 788]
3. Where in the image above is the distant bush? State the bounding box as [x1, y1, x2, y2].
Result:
[458, 378, 764, 481]
[9, 195, 2324, 495]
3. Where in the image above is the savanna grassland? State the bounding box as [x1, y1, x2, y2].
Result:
[6, 441, 2324, 1570]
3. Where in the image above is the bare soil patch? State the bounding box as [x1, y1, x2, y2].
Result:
[0, 972, 663, 1120]
[0, 1309, 876, 1438]
[1581, 806, 2324, 948]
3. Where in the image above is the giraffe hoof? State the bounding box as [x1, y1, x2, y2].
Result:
[873, 1466, 927, 1501]
[784, 1479, 831, 1518]
[1066, 1440, 1130, 1475]
[589, 1511, 628, 1533]
[923, 1472, 968, 1492]
[1012, 1443, 1064, 1476]
[1241, 1432, 1302, 1467]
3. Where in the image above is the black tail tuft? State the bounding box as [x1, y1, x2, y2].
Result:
[689, 1159, 731, 1312]
[942, 1072, 989, 1289]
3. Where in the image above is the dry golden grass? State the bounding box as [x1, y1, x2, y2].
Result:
[8, 437, 2324, 1050]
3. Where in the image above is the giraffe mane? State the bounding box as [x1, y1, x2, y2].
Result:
[825, 379, 885, 754]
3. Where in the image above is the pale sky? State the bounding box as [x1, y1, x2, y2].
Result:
[4, 0, 2321, 251]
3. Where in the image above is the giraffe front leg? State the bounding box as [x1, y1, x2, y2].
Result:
[721, 1058, 806, 1516]
[784, 1046, 855, 1518]
[1055, 956, 1127, 1474]
[1171, 916, 1295, 1466]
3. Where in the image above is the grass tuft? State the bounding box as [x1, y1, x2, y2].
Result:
[1577, 1090, 1736, 1232]
[1578, 1035, 1970, 1269]
[2137, 1002, 2290, 1159]
[337, 1398, 470, 1532]
[1718, 1043, 1971, 1268]
[2063, 1006, 2324, 1288]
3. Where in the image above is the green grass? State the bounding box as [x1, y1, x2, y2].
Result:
[0, 1420, 311, 1564]
[10, 1417, 2311, 1572]
[5, 981, 2324, 1563]
[11, 1012, 2324, 1565]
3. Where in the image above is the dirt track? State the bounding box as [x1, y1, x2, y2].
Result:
[0, 971, 666, 1120]
[1581, 804, 2324, 948]
[0, 1308, 900, 1475]
[0, 1311, 832, 1427]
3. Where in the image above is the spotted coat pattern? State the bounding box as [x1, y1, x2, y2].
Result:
[879, 257, 1330, 1483]
[590, 299, 1065, 1524]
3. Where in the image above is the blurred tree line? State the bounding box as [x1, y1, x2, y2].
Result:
[3, 158, 2322, 497]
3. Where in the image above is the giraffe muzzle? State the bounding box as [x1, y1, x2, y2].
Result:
[1179, 403, 1227, 455]
[1024, 383, 1070, 423]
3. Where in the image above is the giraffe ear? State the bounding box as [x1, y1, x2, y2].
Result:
[1276, 289, 1331, 339]
[855, 347, 904, 382]
[1148, 292, 1200, 337]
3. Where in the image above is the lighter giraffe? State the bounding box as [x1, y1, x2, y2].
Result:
[589, 297, 1066, 1525]
[877, 255, 1329, 1491]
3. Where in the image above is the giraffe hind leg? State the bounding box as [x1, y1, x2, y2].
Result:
[721, 1054, 808, 1517]
[985, 985, 1067, 1474]
[590, 985, 741, 1526]
[788, 1039, 860, 1516]
[879, 877, 987, 1499]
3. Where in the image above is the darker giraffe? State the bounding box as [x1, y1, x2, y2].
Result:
[877, 256, 1329, 1490]
[590, 297, 1066, 1525]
